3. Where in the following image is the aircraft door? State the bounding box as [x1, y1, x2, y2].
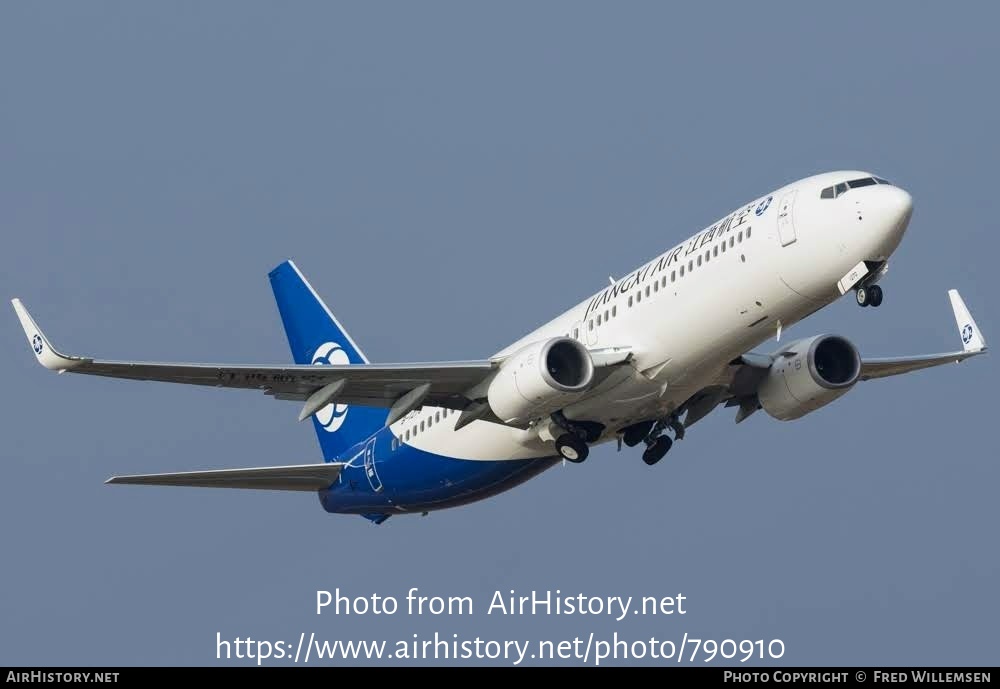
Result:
[364, 437, 383, 493]
[776, 191, 797, 246]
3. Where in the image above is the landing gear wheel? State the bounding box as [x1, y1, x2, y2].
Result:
[642, 436, 673, 466]
[856, 286, 870, 307]
[556, 433, 589, 463]
[622, 421, 654, 448]
[868, 284, 883, 307]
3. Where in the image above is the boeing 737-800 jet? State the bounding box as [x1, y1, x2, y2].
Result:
[13, 171, 987, 523]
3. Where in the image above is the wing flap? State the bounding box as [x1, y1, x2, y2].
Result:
[106, 462, 345, 491]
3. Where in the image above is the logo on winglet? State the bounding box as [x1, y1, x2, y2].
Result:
[32, 334, 43, 355]
[755, 196, 773, 216]
[962, 324, 974, 345]
[312, 342, 350, 432]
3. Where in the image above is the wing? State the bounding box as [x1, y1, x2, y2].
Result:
[689, 289, 987, 426]
[106, 462, 345, 491]
[11, 299, 631, 427]
[859, 289, 986, 380]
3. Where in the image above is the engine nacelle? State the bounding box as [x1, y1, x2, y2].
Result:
[487, 337, 595, 424]
[758, 334, 861, 421]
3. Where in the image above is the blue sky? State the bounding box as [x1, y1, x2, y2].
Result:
[1, 3, 997, 665]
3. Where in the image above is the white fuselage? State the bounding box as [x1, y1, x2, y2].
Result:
[389, 171, 913, 460]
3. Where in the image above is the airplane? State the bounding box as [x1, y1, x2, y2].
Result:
[12, 170, 987, 524]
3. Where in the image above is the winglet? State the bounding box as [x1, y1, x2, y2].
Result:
[948, 290, 986, 353]
[10, 299, 88, 371]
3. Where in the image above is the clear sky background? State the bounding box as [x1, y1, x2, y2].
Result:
[2, 3, 997, 666]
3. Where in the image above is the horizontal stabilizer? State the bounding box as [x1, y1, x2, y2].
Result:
[106, 462, 344, 491]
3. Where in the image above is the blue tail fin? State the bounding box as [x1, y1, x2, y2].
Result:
[269, 260, 388, 461]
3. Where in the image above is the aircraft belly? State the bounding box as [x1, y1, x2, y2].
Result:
[320, 429, 558, 515]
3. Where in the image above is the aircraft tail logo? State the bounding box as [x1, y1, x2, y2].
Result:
[269, 260, 389, 460]
[311, 341, 350, 432]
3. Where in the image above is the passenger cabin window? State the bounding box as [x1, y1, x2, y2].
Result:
[612, 305, 617, 317]
[746, 227, 751, 238]
[671, 270, 676, 282]
[628, 296, 633, 307]
[597, 314, 602, 326]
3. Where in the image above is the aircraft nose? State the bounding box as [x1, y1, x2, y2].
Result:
[865, 184, 912, 258]
[881, 186, 913, 233]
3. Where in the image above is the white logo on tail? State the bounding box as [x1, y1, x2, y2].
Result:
[312, 342, 350, 432]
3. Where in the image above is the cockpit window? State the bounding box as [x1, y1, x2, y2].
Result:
[847, 177, 877, 189]
[819, 176, 892, 199]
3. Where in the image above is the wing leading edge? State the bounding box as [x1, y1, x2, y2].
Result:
[11, 297, 495, 411]
[11, 299, 632, 426]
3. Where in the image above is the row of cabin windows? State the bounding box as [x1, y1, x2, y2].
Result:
[573, 227, 751, 336]
[391, 223, 747, 449]
[392, 408, 458, 449]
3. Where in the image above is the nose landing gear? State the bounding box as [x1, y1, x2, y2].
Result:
[856, 284, 883, 308]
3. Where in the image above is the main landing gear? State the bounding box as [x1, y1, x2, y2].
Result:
[642, 436, 672, 466]
[621, 414, 685, 466]
[555, 433, 588, 463]
[856, 284, 884, 308]
[552, 411, 604, 464]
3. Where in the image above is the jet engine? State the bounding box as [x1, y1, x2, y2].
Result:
[487, 337, 594, 425]
[758, 335, 861, 421]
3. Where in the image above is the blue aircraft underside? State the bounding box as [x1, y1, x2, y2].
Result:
[319, 426, 559, 518]
[269, 259, 563, 524]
